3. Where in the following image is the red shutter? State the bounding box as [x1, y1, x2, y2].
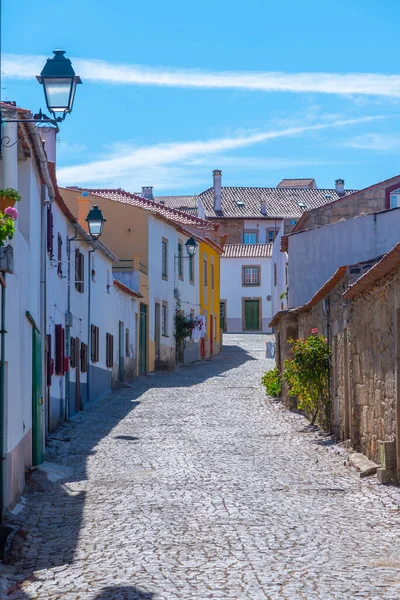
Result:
[55, 324, 65, 375]
[47, 334, 52, 386]
[47, 207, 54, 256]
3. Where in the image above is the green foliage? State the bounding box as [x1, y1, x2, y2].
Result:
[280, 290, 288, 300]
[0, 188, 21, 202]
[261, 368, 282, 397]
[283, 332, 330, 426]
[0, 212, 16, 247]
[174, 308, 196, 345]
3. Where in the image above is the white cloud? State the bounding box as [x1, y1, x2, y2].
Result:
[4, 53, 400, 97]
[56, 116, 383, 190]
[342, 133, 400, 151]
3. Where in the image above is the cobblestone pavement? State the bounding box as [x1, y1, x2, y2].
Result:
[3, 334, 400, 600]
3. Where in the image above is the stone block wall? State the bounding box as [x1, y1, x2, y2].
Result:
[213, 219, 244, 244]
[299, 174, 400, 232]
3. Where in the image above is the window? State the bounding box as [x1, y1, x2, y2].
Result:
[189, 255, 194, 283]
[211, 264, 215, 289]
[243, 232, 257, 245]
[106, 333, 114, 368]
[126, 329, 130, 357]
[274, 263, 277, 287]
[80, 342, 88, 373]
[267, 229, 278, 243]
[91, 255, 96, 282]
[91, 325, 99, 363]
[162, 302, 168, 336]
[57, 233, 63, 276]
[55, 324, 65, 375]
[162, 239, 168, 278]
[243, 266, 260, 286]
[177, 242, 183, 278]
[203, 260, 208, 286]
[390, 189, 400, 209]
[75, 249, 85, 293]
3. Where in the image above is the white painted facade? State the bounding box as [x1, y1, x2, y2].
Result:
[148, 215, 201, 367]
[288, 207, 400, 308]
[243, 219, 282, 244]
[112, 282, 139, 384]
[220, 255, 273, 333]
[271, 221, 289, 320]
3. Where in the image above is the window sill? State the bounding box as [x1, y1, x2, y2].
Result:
[162, 275, 168, 281]
[178, 275, 183, 281]
[242, 283, 261, 287]
[162, 334, 169, 338]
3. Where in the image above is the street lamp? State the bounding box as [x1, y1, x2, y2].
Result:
[86, 206, 106, 239]
[36, 50, 82, 122]
[185, 237, 198, 257]
[1, 49, 82, 127]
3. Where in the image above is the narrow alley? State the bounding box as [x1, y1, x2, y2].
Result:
[3, 335, 400, 600]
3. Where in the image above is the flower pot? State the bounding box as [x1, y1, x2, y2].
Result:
[0, 197, 16, 213]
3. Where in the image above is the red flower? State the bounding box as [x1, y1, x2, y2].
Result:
[311, 328, 318, 334]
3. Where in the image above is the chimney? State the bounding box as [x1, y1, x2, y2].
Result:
[213, 169, 222, 212]
[142, 186, 154, 201]
[260, 200, 267, 216]
[335, 178, 345, 195]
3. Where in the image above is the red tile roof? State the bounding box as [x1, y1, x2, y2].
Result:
[199, 186, 356, 219]
[343, 243, 400, 300]
[277, 178, 316, 188]
[223, 243, 273, 258]
[67, 187, 213, 229]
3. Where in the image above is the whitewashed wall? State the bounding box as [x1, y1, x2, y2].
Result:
[220, 256, 273, 333]
[271, 221, 289, 320]
[112, 284, 138, 384]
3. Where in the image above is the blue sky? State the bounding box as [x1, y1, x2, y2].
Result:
[2, 0, 400, 194]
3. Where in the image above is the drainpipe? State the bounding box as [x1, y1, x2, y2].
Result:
[87, 248, 95, 404]
[40, 185, 49, 439]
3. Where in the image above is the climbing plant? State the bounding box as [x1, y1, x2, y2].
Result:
[283, 331, 330, 426]
[174, 294, 198, 361]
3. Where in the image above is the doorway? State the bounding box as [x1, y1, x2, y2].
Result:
[244, 299, 260, 331]
[220, 301, 227, 332]
[139, 303, 147, 373]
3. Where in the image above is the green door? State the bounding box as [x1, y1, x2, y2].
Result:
[32, 328, 44, 465]
[244, 300, 260, 331]
[139, 303, 147, 374]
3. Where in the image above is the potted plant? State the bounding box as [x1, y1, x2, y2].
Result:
[0, 188, 22, 212]
[0, 207, 18, 247]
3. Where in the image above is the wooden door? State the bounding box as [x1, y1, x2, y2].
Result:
[244, 300, 260, 331]
[139, 303, 147, 373]
[32, 328, 44, 465]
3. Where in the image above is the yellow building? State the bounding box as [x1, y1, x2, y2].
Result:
[199, 238, 224, 358]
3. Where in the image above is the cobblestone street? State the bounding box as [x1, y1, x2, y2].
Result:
[3, 334, 400, 599]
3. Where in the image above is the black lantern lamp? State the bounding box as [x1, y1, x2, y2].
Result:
[185, 237, 198, 257]
[86, 205, 106, 239]
[36, 50, 82, 122]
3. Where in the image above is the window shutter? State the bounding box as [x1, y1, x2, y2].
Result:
[57, 234, 63, 276]
[55, 324, 64, 375]
[80, 252, 85, 293]
[75, 249, 80, 291]
[47, 207, 54, 256]
[70, 337, 76, 368]
[47, 334, 52, 386]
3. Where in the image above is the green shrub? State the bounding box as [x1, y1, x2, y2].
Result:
[283, 332, 330, 426]
[261, 368, 282, 397]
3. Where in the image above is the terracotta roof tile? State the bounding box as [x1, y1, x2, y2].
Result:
[343, 243, 400, 300]
[222, 243, 273, 258]
[155, 195, 198, 216]
[277, 178, 316, 188]
[68, 187, 211, 229]
[199, 186, 356, 219]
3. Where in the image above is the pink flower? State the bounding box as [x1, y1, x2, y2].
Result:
[4, 206, 18, 220]
[311, 328, 318, 334]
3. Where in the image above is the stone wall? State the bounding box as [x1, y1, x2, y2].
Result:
[213, 219, 244, 244]
[273, 267, 399, 469]
[299, 174, 400, 232]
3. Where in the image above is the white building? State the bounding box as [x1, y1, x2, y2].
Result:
[220, 244, 273, 333]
